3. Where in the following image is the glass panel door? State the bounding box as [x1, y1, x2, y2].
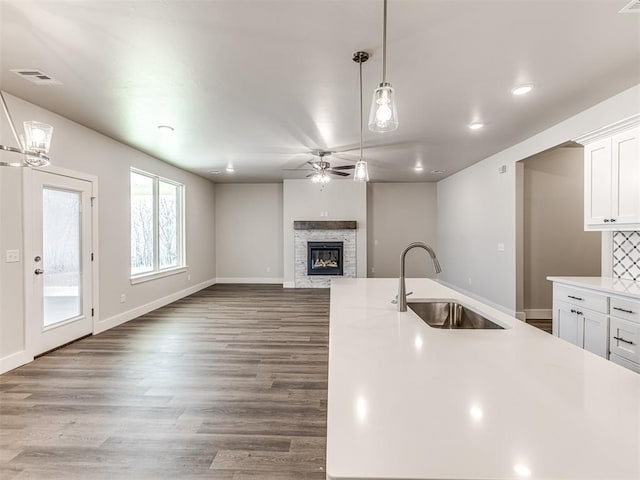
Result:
[42, 188, 82, 327]
[31, 170, 93, 356]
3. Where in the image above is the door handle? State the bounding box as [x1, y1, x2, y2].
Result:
[34, 268, 44, 275]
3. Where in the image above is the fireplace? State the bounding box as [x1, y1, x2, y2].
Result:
[307, 241, 343, 276]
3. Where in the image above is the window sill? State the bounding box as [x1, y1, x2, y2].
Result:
[130, 266, 188, 285]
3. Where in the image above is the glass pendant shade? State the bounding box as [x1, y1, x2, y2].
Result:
[353, 159, 369, 182]
[368, 83, 398, 133]
[23, 121, 53, 154]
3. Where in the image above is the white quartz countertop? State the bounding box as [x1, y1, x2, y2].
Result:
[326, 278, 640, 480]
[547, 276, 640, 299]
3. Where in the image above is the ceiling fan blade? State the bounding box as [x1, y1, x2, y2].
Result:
[282, 168, 314, 171]
[329, 170, 351, 177]
[331, 165, 355, 170]
[306, 173, 317, 178]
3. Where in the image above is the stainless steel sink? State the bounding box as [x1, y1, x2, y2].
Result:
[408, 301, 504, 329]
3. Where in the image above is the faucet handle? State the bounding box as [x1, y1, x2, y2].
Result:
[391, 291, 413, 304]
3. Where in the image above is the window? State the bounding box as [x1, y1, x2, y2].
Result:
[130, 169, 184, 279]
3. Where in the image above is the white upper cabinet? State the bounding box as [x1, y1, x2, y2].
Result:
[579, 119, 640, 231]
[611, 128, 640, 225]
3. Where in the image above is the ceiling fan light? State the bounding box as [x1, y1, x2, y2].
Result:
[353, 160, 369, 182]
[368, 83, 398, 132]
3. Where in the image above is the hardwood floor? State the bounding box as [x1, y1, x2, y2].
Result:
[0, 284, 330, 479]
[526, 318, 552, 334]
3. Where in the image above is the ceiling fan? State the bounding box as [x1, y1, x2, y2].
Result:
[284, 150, 355, 182]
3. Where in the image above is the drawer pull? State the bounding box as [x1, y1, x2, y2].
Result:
[613, 307, 634, 314]
[613, 336, 635, 346]
[567, 295, 584, 301]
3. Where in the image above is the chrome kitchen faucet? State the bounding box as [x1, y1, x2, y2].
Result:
[395, 242, 442, 312]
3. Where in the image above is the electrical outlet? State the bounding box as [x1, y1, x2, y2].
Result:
[120, 294, 126, 303]
[468, 277, 472, 286]
[497, 243, 505, 252]
[187, 274, 191, 281]
[5, 249, 19, 263]
[374, 239, 379, 246]
[266, 266, 271, 273]
[371, 267, 376, 273]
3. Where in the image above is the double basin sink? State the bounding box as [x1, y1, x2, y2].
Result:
[408, 301, 504, 330]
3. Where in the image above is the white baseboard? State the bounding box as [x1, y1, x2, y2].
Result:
[515, 311, 527, 322]
[282, 282, 295, 288]
[0, 349, 33, 375]
[524, 309, 552, 320]
[94, 278, 216, 335]
[435, 280, 515, 317]
[215, 277, 283, 284]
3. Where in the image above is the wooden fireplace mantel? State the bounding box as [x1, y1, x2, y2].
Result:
[293, 220, 357, 230]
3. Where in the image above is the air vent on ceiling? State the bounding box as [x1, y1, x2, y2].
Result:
[619, 0, 640, 13]
[10, 69, 61, 85]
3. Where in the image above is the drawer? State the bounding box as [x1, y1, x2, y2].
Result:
[610, 296, 640, 324]
[609, 353, 640, 374]
[554, 284, 608, 314]
[610, 317, 640, 364]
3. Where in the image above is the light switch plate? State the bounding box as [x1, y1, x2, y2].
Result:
[497, 243, 505, 252]
[6, 249, 19, 263]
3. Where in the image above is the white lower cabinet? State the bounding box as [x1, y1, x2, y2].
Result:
[582, 310, 609, 358]
[551, 281, 640, 374]
[554, 299, 608, 358]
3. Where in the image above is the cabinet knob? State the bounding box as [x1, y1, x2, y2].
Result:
[603, 219, 610, 223]
[610, 218, 616, 222]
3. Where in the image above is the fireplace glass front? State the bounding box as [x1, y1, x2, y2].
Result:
[307, 241, 343, 276]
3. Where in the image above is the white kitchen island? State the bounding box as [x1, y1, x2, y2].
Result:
[326, 278, 640, 480]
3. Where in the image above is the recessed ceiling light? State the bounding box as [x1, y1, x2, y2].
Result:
[208, 170, 221, 175]
[430, 169, 446, 174]
[414, 165, 424, 172]
[157, 125, 174, 133]
[469, 122, 484, 130]
[511, 84, 533, 96]
[226, 165, 235, 173]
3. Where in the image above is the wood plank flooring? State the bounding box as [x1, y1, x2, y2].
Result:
[0, 284, 330, 479]
[526, 318, 552, 334]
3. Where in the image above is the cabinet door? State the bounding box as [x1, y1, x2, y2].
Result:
[584, 138, 612, 227]
[582, 310, 608, 358]
[556, 302, 582, 347]
[611, 127, 640, 225]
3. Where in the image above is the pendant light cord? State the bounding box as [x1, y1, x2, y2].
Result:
[382, 0, 387, 83]
[359, 59, 363, 161]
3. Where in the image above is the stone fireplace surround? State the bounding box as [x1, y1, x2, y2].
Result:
[293, 221, 357, 288]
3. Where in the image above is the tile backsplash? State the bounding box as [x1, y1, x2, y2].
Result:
[613, 231, 640, 281]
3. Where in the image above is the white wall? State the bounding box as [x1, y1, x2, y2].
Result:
[282, 179, 367, 287]
[215, 183, 283, 282]
[437, 84, 640, 313]
[367, 183, 438, 278]
[520, 147, 601, 315]
[0, 93, 216, 371]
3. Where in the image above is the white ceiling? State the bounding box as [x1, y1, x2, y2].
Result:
[1, 0, 639, 182]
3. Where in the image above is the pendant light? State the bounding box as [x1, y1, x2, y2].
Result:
[368, 0, 398, 133]
[353, 51, 370, 182]
[0, 91, 53, 167]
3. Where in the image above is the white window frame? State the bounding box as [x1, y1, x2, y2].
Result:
[130, 168, 186, 284]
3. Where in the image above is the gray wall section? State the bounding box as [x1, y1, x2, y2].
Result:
[0, 93, 216, 362]
[437, 85, 639, 313]
[367, 183, 438, 278]
[521, 147, 601, 311]
[215, 183, 283, 281]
